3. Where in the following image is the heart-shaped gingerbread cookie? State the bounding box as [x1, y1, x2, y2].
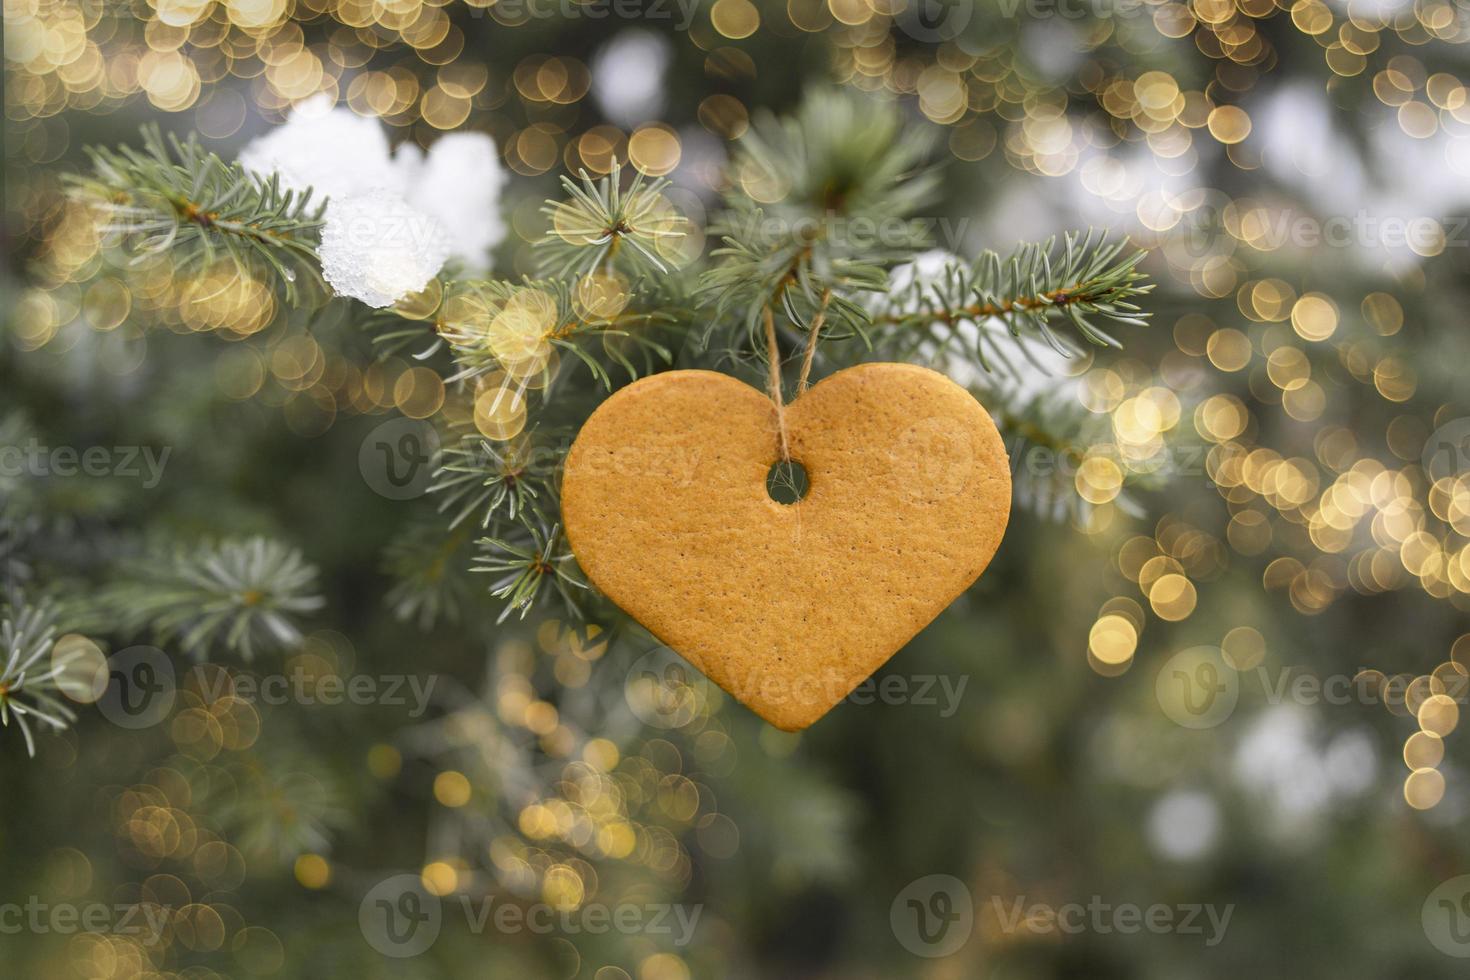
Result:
[561, 362, 1011, 730]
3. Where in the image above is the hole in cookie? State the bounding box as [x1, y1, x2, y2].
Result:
[765, 458, 809, 505]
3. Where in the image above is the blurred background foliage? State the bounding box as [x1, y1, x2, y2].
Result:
[5, 0, 1470, 977]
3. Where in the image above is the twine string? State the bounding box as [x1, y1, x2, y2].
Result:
[763, 305, 803, 544]
[766, 290, 833, 462]
[796, 288, 833, 395]
[763, 305, 792, 463]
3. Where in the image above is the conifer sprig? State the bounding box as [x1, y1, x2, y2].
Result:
[700, 90, 939, 349]
[537, 163, 690, 280]
[103, 537, 325, 660]
[415, 277, 679, 389]
[62, 90, 1156, 629]
[383, 517, 477, 630]
[0, 604, 80, 757]
[983, 380, 1147, 523]
[871, 231, 1152, 369]
[472, 523, 586, 623]
[432, 431, 558, 529]
[67, 125, 324, 301]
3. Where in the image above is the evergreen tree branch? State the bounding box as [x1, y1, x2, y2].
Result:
[383, 516, 479, 630]
[101, 537, 325, 660]
[536, 163, 690, 280]
[0, 603, 79, 757]
[870, 231, 1152, 367]
[67, 125, 324, 301]
[431, 429, 562, 530]
[471, 522, 587, 624]
[59, 90, 1158, 631]
[983, 380, 1150, 523]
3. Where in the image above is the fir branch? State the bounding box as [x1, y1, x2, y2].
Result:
[57, 90, 1159, 638]
[872, 232, 1152, 367]
[0, 603, 80, 757]
[67, 125, 324, 301]
[102, 537, 325, 660]
[735, 88, 940, 224]
[204, 749, 349, 862]
[547, 310, 680, 389]
[700, 90, 939, 352]
[701, 218, 889, 351]
[431, 430, 560, 530]
[383, 517, 477, 630]
[984, 380, 1146, 523]
[471, 522, 586, 624]
[429, 277, 679, 388]
[537, 163, 689, 280]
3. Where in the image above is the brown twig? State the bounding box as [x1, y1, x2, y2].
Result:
[874, 285, 1076, 326]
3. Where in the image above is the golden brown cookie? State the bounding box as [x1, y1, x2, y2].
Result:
[561, 362, 1011, 730]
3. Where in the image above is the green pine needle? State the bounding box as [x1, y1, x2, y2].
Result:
[102, 537, 325, 660]
[0, 604, 80, 758]
[67, 125, 324, 302]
